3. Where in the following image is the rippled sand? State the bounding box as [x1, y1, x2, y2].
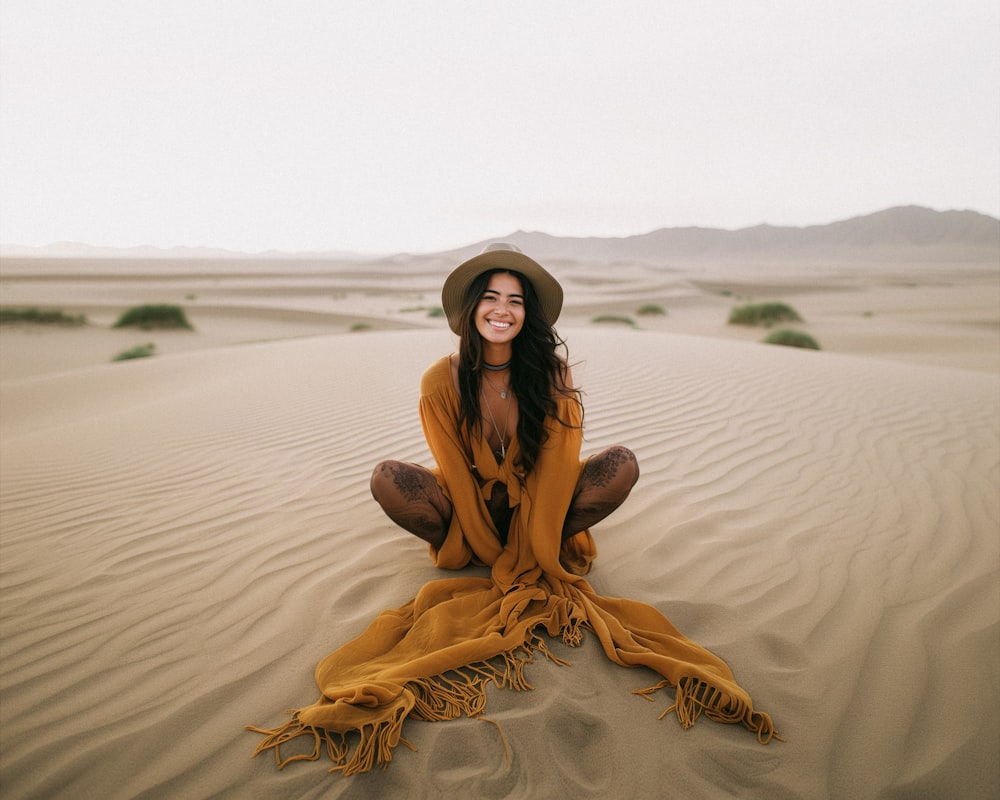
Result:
[2, 319, 997, 798]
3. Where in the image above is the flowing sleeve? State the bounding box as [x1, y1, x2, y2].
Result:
[418, 358, 504, 570]
[522, 395, 597, 578]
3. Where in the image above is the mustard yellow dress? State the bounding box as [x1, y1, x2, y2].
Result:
[250, 356, 778, 775]
[419, 355, 596, 581]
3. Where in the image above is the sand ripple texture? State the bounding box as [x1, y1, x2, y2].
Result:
[1, 329, 997, 800]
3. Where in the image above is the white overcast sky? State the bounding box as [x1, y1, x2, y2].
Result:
[1, 1, 998, 254]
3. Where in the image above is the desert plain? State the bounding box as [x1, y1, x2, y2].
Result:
[1, 209, 998, 799]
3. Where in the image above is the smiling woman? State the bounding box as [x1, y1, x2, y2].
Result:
[250, 243, 778, 776]
[371, 242, 637, 541]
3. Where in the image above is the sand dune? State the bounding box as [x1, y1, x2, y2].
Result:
[2, 251, 998, 381]
[1, 324, 997, 799]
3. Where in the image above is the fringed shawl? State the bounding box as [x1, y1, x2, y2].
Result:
[249, 356, 778, 775]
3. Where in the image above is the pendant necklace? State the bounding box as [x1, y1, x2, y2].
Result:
[482, 371, 510, 400]
[482, 388, 511, 461]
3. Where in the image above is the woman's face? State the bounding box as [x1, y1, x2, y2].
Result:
[474, 272, 525, 346]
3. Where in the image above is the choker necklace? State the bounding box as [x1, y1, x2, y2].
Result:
[483, 359, 511, 372]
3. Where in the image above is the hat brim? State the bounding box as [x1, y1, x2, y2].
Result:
[441, 249, 563, 335]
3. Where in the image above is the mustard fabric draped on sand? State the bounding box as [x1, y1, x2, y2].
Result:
[249, 357, 778, 775]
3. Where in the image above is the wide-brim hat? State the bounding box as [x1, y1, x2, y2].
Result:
[441, 242, 563, 335]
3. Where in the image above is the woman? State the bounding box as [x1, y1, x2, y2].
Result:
[370, 242, 639, 569]
[250, 244, 776, 777]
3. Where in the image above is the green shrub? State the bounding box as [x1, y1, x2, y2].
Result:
[113, 304, 193, 330]
[763, 329, 820, 350]
[592, 314, 636, 326]
[0, 307, 87, 326]
[113, 343, 156, 361]
[427, 306, 445, 318]
[350, 322, 372, 332]
[637, 304, 667, 316]
[728, 302, 802, 327]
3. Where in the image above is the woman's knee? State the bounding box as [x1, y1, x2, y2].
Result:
[370, 460, 451, 546]
[370, 460, 424, 505]
[587, 446, 639, 492]
[371, 460, 448, 511]
[370, 460, 398, 503]
[612, 446, 640, 487]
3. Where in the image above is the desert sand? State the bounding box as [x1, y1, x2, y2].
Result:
[1, 250, 998, 799]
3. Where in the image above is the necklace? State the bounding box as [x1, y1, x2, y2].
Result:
[481, 388, 511, 461]
[483, 359, 511, 371]
[482, 372, 510, 400]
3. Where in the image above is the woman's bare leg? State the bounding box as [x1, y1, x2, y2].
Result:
[372, 447, 638, 547]
[370, 461, 452, 549]
[562, 446, 640, 539]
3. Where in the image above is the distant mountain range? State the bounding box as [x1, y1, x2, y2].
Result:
[445, 206, 1000, 266]
[2, 206, 997, 265]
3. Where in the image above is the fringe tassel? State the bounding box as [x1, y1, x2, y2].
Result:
[410, 670, 487, 721]
[247, 701, 415, 775]
[632, 677, 782, 744]
[561, 615, 586, 648]
[477, 716, 512, 767]
[247, 715, 322, 770]
[250, 627, 783, 778]
[324, 729, 349, 764]
[329, 702, 411, 776]
[249, 631, 574, 774]
[469, 648, 534, 691]
[530, 631, 574, 667]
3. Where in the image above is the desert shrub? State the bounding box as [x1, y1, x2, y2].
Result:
[113, 304, 193, 330]
[0, 307, 87, 326]
[592, 314, 636, 326]
[350, 322, 372, 332]
[399, 305, 439, 314]
[113, 343, 156, 361]
[637, 304, 666, 316]
[728, 302, 802, 327]
[763, 329, 820, 350]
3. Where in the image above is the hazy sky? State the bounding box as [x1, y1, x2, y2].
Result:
[2, 1, 998, 254]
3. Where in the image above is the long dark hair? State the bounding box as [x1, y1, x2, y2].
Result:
[455, 269, 582, 473]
